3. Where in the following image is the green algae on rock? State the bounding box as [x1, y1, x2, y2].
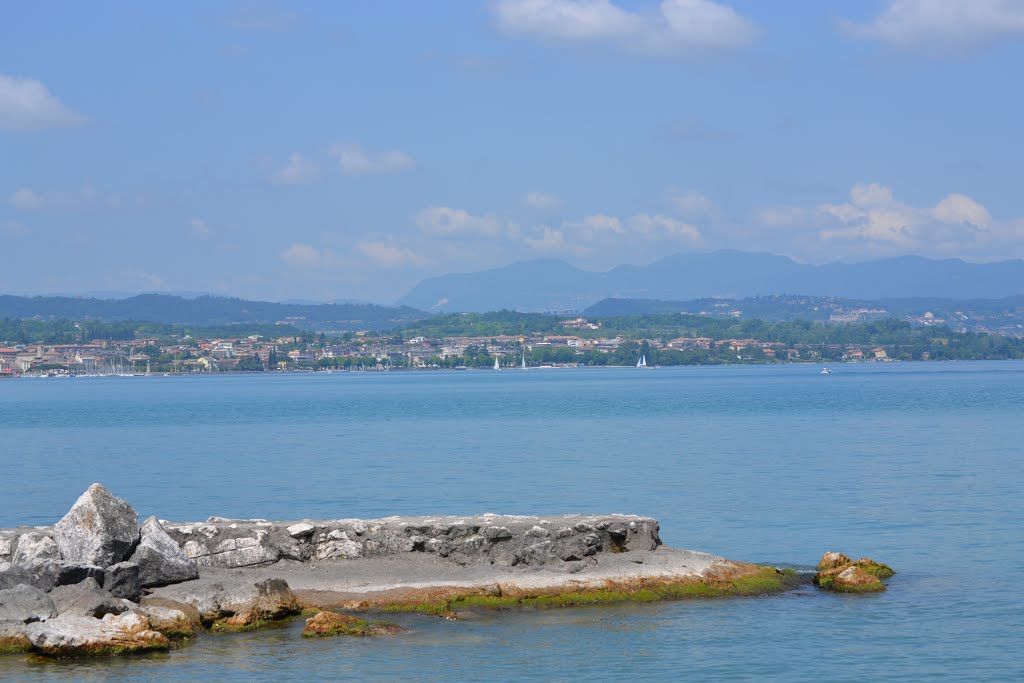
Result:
[302, 611, 404, 637]
[814, 552, 894, 593]
[375, 564, 800, 616]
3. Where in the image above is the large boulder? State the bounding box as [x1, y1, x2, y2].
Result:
[53, 484, 140, 568]
[25, 613, 169, 657]
[0, 564, 35, 591]
[103, 562, 142, 601]
[128, 517, 198, 587]
[11, 532, 60, 565]
[151, 577, 299, 626]
[48, 578, 131, 618]
[0, 584, 57, 623]
[18, 559, 106, 593]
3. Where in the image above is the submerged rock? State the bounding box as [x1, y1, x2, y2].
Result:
[814, 551, 894, 593]
[128, 517, 198, 587]
[25, 613, 169, 657]
[302, 611, 404, 638]
[0, 585, 57, 623]
[816, 551, 852, 571]
[53, 484, 140, 568]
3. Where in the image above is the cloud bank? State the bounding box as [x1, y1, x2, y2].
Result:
[492, 0, 757, 53]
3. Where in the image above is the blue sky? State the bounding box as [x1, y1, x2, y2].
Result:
[2, 1, 1023, 302]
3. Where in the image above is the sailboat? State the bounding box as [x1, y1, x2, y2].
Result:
[521, 347, 527, 369]
[494, 356, 500, 370]
[637, 355, 647, 368]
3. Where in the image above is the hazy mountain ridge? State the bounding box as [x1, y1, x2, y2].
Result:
[399, 251, 1024, 312]
[0, 294, 427, 331]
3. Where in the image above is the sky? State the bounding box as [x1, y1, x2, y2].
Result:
[2, 0, 1024, 303]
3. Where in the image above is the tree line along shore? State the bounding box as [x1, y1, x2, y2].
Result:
[1, 312, 1022, 376]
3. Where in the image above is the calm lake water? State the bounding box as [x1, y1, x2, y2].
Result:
[1, 362, 1022, 681]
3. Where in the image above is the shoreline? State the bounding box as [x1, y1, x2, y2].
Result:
[7, 357, 1014, 381]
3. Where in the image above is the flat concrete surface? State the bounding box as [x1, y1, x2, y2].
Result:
[150, 546, 729, 607]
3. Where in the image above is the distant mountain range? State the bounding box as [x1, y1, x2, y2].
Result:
[398, 251, 1024, 312]
[0, 294, 427, 331]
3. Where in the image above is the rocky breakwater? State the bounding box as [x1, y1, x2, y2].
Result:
[2, 483, 808, 657]
[0, 484, 209, 657]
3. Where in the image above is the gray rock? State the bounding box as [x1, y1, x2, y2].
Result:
[25, 613, 169, 656]
[104, 562, 142, 601]
[0, 584, 58, 623]
[48, 578, 131, 618]
[128, 517, 198, 587]
[0, 537, 13, 558]
[182, 534, 279, 569]
[0, 564, 34, 591]
[17, 559, 105, 593]
[0, 620, 31, 652]
[134, 603, 197, 638]
[286, 522, 315, 539]
[12, 532, 60, 565]
[151, 577, 299, 625]
[53, 484, 140, 568]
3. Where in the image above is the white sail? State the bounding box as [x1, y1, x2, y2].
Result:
[494, 356, 500, 370]
[637, 355, 646, 368]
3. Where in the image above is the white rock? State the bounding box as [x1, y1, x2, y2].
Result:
[287, 523, 315, 539]
[12, 533, 60, 565]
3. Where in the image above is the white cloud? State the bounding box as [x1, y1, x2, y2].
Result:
[524, 226, 569, 252]
[270, 153, 319, 185]
[415, 206, 507, 237]
[577, 213, 624, 236]
[842, 0, 1024, 52]
[8, 188, 43, 210]
[931, 193, 991, 227]
[523, 191, 562, 210]
[0, 75, 85, 131]
[280, 243, 322, 268]
[357, 240, 429, 268]
[669, 189, 716, 218]
[7, 185, 110, 211]
[492, 0, 756, 53]
[330, 143, 415, 175]
[758, 182, 1023, 259]
[628, 213, 702, 242]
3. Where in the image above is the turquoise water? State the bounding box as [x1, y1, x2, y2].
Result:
[1, 362, 1022, 681]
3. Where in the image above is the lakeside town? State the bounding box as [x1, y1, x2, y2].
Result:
[3, 313, 1020, 377]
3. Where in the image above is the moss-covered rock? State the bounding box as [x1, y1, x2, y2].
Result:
[817, 551, 852, 571]
[814, 551, 893, 593]
[302, 611, 403, 637]
[816, 566, 885, 593]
